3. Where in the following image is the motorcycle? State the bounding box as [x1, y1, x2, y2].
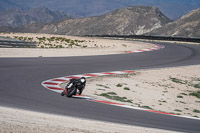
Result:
[61, 77, 86, 98]
[61, 82, 78, 98]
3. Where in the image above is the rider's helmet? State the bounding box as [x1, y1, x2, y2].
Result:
[80, 77, 86, 83]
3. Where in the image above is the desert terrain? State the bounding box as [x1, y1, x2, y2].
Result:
[84, 65, 200, 118]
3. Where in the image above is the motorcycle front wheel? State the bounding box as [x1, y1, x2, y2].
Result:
[66, 87, 77, 98]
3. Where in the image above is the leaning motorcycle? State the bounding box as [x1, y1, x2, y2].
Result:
[61, 82, 77, 98]
[66, 86, 77, 98]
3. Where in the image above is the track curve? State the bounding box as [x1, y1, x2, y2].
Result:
[0, 42, 200, 132]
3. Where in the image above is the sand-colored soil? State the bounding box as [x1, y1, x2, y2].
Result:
[0, 106, 176, 133]
[0, 33, 155, 57]
[84, 65, 200, 118]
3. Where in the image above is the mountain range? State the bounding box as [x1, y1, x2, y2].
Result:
[38, 6, 172, 35]
[0, 7, 69, 27]
[146, 8, 200, 38]
[1, 0, 200, 20]
[0, 4, 200, 38]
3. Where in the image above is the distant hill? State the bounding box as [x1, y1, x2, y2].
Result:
[1, 6, 200, 38]
[0, 0, 200, 20]
[38, 6, 172, 35]
[146, 8, 200, 38]
[0, 7, 69, 27]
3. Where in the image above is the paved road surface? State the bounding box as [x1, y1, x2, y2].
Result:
[0, 42, 200, 132]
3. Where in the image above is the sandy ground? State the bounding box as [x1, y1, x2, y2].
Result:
[83, 65, 200, 118]
[0, 106, 177, 133]
[0, 33, 155, 57]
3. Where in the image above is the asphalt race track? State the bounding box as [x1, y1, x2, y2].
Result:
[0, 42, 200, 132]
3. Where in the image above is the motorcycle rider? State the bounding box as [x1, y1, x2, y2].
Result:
[61, 77, 86, 96]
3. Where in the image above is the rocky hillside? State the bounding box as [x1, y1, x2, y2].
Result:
[38, 6, 172, 35]
[0, 7, 69, 27]
[146, 8, 200, 38]
[1, 0, 200, 20]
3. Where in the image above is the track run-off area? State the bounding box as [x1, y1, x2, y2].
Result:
[1, 40, 200, 132]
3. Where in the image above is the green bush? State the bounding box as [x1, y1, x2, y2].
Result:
[124, 87, 130, 90]
[189, 91, 200, 98]
[106, 92, 117, 95]
[180, 93, 188, 96]
[194, 84, 200, 88]
[140, 106, 153, 109]
[193, 109, 200, 113]
[170, 77, 187, 84]
[116, 84, 122, 87]
[177, 95, 183, 98]
[99, 92, 132, 103]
